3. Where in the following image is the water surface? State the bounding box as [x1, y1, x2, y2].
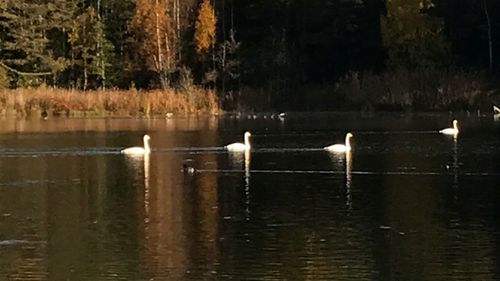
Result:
[0, 113, 499, 281]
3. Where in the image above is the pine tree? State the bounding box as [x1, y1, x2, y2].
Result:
[0, 0, 76, 85]
[100, 0, 135, 87]
[69, 6, 113, 90]
[381, 0, 449, 70]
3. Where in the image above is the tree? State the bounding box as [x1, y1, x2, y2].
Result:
[194, 0, 217, 87]
[69, 6, 113, 90]
[100, 0, 135, 87]
[482, 0, 493, 72]
[381, 0, 450, 70]
[0, 0, 76, 86]
[194, 0, 217, 55]
[130, 0, 177, 88]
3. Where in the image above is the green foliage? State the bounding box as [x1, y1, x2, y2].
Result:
[381, 0, 450, 70]
[101, 0, 135, 87]
[0, 0, 75, 77]
[69, 7, 113, 89]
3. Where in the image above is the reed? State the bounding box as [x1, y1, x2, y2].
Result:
[0, 87, 220, 117]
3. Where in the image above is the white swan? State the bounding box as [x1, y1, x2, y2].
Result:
[439, 120, 459, 135]
[121, 134, 151, 155]
[324, 132, 353, 152]
[494, 105, 500, 114]
[225, 131, 251, 151]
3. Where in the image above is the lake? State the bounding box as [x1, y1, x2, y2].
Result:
[0, 112, 499, 281]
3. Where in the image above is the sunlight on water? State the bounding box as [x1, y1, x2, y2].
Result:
[0, 113, 499, 281]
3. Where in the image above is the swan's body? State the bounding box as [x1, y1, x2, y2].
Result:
[225, 131, 251, 151]
[121, 135, 151, 155]
[439, 120, 459, 135]
[324, 132, 353, 152]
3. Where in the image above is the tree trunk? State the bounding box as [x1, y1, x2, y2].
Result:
[83, 58, 88, 90]
[174, 0, 181, 61]
[155, 0, 167, 88]
[483, 0, 493, 72]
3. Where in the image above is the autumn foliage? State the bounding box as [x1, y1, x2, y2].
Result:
[130, 0, 175, 73]
[194, 0, 216, 54]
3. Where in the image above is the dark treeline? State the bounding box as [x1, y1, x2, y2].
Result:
[1, 0, 499, 111]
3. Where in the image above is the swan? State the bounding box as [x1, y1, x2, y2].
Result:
[494, 105, 500, 114]
[324, 132, 353, 152]
[439, 120, 459, 135]
[121, 134, 151, 155]
[225, 131, 251, 151]
[278, 112, 286, 121]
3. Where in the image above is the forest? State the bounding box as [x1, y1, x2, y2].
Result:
[1, 0, 500, 113]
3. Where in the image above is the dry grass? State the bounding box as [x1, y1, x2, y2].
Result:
[0, 87, 220, 117]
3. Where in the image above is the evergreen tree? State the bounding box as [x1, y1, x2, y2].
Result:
[0, 0, 76, 86]
[381, 0, 450, 70]
[69, 6, 113, 89]
[101, 0, 135, 87]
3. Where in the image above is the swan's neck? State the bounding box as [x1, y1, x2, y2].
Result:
[244, 134, 251, 148]
[143, 138, 151, 153]
[345, 135, 351, 149]
[453, 122, 458, 131]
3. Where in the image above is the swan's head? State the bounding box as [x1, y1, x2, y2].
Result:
[346, 132, 353, 138]
[244, 131, 252, 138]
[143, 134, 151, 141]
[452, 120, 458, 126]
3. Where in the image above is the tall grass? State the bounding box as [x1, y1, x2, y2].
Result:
[0, 87, 220, 117]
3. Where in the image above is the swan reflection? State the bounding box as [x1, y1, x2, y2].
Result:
[244, 149, 251, 220]
[345, 151, 352, 210]
[143, 153, 150, 219]
[228, 149, 252, 220]
[327, 151, 353, 210]
[452, 137, 459, 194]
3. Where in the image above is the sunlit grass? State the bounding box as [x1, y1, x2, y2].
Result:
[0, 87, 220, 117]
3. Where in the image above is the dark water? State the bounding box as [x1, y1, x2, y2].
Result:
[0, 113, 499, 281]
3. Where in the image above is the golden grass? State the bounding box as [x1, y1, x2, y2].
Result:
[0, 87, 220, 117]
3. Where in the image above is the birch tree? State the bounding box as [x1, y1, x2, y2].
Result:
[130, 0, 176, 88]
